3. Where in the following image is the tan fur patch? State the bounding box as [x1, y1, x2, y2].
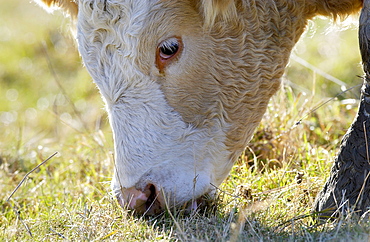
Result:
[304, 0, 363, 19]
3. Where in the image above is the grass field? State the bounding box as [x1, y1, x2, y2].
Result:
[1, 1, 370, 241]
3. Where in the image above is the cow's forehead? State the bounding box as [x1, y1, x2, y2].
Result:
[77, 0, 194, 19]
[77, 0, 200, 43]
[78, 0, 153, 27]
[77, 0, 203, 77]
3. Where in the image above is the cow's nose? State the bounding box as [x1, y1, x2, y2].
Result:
[118, 184, 163, 215]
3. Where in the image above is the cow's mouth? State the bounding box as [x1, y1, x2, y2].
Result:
[116, 182, 215, 215]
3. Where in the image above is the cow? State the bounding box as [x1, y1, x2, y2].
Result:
[34, 0, 363, 215]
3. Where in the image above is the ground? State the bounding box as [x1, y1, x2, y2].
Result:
[1, 1, 370, 240]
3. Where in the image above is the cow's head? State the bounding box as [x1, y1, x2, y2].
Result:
[33, 0, 363, 214]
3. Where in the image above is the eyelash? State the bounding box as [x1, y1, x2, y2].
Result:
[156, 37, 183, 72]
[159, 38, 180, 59]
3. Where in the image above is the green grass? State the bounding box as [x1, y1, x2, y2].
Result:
[1, 1, 370, 240]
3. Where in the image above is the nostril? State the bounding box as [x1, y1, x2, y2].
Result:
[146, 184, 157, 206]
[144, 184, 162, 214]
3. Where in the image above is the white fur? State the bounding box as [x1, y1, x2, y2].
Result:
[76, 0, 233, 205]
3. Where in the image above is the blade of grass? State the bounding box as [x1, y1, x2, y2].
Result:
[6, 151, 59, 202]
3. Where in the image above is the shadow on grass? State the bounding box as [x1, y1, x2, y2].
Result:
[134, 194, 370, 241]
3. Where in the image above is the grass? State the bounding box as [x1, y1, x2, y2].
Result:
[1, 0, 370, 240]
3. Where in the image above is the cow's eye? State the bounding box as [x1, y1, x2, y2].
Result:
[156, 37, 183, 72]
[159, 38, 180, 59]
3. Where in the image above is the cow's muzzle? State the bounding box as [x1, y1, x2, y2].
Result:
[117, 184, 164, 215]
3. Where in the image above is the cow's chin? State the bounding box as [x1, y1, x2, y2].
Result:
[112, 166, 215, 215]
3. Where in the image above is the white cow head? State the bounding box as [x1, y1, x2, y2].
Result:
[34, 0, 362, 214]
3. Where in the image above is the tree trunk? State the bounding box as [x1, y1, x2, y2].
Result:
[313, 1, 370, 219]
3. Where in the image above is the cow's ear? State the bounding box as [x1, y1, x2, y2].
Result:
[305, 0, 362, 20]
[35, 0, 78, 18]
[200, 0, 237, 27]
